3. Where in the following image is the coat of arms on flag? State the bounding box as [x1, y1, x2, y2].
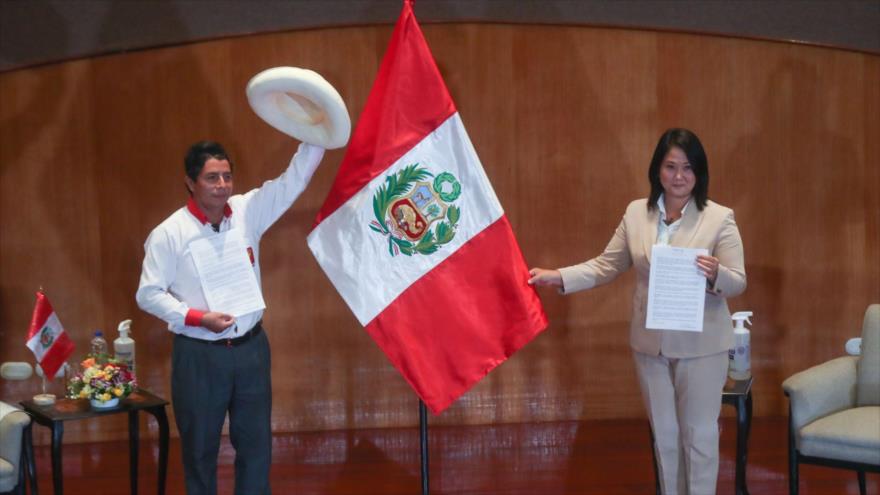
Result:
[369, 164, 462, 256]
[308, 0, 547, 413]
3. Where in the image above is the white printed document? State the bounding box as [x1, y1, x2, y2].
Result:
[646, 245, 708, 332]
[189, 230, 265, 317]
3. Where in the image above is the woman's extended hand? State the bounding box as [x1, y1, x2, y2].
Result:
[528, 268, 563, 288]
[696, 255, 720, 284]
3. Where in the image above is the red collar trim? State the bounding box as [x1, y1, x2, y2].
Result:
[186, 198, 232, 225]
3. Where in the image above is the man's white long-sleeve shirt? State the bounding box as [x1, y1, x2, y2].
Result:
[136, 143, 324, 341]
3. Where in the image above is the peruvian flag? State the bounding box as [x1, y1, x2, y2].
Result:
[308, 0, 548, 413]
[26, 291, 75, 380]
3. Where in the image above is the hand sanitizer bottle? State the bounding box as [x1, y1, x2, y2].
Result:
[114, 319, 136, 374]
[728, 311, 752, 380]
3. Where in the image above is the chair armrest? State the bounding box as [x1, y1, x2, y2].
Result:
[0, 409, 30, 465]
[782, 355, 858, 431]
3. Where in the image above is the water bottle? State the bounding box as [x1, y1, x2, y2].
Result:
[90, 330, 109, 364]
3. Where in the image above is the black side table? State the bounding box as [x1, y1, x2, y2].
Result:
[723, 376, 754, 495]
[650, 376, 754, 495]
[20, 389, 170, 495]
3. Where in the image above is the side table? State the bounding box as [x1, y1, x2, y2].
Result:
[20, 389, 170, 495]
[723, 376, 754, 495]
[650, 376, 754, 495]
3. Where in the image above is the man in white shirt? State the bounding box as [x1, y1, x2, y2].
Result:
[136, 140, 324, 494]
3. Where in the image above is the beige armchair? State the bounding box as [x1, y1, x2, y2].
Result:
[0, 362, 34, 495]
[782, 304, 880, 495]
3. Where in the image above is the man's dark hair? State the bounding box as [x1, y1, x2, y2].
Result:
[647, 128, 709, 211]
[184, 141, 233, 182]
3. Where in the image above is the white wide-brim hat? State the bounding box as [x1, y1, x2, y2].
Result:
[246, 67, 351, 149]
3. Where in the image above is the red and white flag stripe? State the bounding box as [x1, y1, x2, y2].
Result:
[310, 115, 504, 325]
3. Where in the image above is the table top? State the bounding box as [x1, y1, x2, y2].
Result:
[722, 376, 754, 397]
[20, 389, 168, 423]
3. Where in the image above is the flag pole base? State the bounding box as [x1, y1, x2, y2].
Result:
[33, 393, 56, 405]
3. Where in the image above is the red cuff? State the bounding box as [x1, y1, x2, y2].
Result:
[185, 309, 205, 327]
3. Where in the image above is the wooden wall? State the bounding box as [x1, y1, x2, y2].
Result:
[1, 23, 877, 444]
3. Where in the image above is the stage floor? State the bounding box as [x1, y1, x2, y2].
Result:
[26, 416, 877, 494]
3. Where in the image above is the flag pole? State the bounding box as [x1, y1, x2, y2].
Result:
[419, 399, 429, 494]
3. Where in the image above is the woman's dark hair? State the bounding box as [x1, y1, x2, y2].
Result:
[647, 128, 709, 211]
[184, 141, 233, 182]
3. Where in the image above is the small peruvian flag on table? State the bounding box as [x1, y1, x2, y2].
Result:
[26, 291, 75, 380]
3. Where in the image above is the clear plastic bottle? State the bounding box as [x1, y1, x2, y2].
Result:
[90, 330, 109, 364]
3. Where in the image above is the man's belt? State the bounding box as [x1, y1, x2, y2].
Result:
[179, 321, 263, 348]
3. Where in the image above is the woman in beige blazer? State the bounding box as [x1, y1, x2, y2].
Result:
[529, 128, 746, 495]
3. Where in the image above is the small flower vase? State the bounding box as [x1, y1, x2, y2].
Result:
[90, 397, 120, 409]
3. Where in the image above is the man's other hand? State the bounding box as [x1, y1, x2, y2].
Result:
[201, 312, 236, 333]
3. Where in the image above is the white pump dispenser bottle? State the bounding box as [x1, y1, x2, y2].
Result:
[729, 311, 752, 380]
[114, 319, 136, 374]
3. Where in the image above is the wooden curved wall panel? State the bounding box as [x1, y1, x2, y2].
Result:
[1, 24, 877, 444]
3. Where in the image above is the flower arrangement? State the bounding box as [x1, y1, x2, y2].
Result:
[66, 357, 137, 403]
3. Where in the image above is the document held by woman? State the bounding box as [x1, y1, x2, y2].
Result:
[646, 245, 709, 332]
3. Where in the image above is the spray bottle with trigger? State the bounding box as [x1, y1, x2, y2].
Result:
[114, 319, 136, 375]
[729, 311, 752, 380]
